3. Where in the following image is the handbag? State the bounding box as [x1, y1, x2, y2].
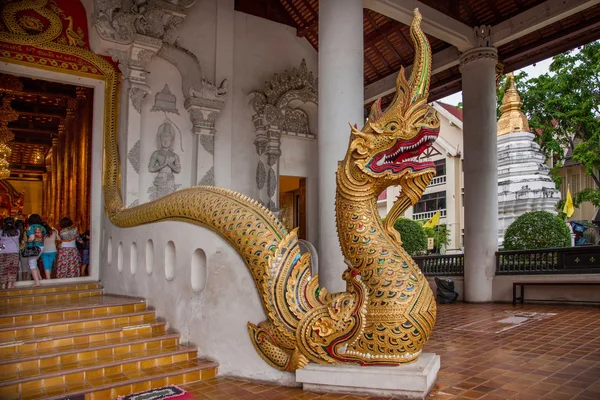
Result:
[21, 244, 41, 258]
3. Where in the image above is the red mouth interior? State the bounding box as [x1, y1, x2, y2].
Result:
[368, 127, 439, 173]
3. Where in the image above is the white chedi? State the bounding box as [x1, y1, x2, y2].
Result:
[497, 74, 560, 246]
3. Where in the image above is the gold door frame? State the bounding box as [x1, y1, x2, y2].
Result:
[0, 0, 124, 219]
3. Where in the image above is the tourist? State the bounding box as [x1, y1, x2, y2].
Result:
[0, 217, 21, 289]
[14, 219, 27, 280]
[24, 214, 46, 287]
[56, 217, 80, 278]
[78, 230, 90, 276]
[41, 222, 58, 279]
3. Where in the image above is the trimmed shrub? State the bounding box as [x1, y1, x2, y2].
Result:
[503, 211, 571, 250]
[393, 218, 427, 255]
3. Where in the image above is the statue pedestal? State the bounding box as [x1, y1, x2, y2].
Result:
[295, 353, 440, 399]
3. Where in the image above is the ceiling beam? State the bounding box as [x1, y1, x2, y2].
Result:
[297, 20, 317, 37]
[504, 27, 600, 72]
[9, 127, 56, 136]
[364, 20, 403, 47]
[364, 0, 476, 51]
[364, 46, 459, 103]
[14, 110, 64, 119]
[491, 0, 600, 47]
[501, 16, 600, 64]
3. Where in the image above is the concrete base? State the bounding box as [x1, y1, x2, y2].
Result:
[295, 353, 440, 399]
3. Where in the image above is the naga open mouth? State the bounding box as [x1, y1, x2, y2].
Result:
[367, 127, 439, 174]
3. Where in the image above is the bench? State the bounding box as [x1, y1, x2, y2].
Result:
[513, 281, 600, 305]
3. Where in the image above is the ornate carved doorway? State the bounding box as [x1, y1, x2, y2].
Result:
[279, 176, 306, 240]
[0, 72, 93, 231]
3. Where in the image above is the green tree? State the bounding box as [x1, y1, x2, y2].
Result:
[393, 218, 427, 255]
[503, 211, 571, 250]
[499, 42, 600, 208]
[422, 224, 450, 253]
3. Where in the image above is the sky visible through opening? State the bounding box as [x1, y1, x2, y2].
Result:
[439, 57, 554, 106]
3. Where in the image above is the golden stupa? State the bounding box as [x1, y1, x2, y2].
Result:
[497, 72, 530, 136]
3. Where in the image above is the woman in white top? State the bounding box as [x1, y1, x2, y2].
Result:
[0, 217, 21, 289]
[41, 222, 58, 279]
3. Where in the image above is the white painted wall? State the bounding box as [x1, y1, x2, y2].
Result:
[230, 11, 318, 198]
[94, 2, 316, 384]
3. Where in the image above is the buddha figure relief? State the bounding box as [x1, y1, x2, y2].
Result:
[148, 122, 181, 200]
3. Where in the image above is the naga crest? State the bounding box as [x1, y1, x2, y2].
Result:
[347, 10, 440, 197]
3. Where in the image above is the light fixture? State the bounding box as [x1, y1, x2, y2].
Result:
[0, 142, 11, 158]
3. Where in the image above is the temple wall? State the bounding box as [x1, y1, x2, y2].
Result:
[8, 180, 43, 216]
[91, 1, 316, 385]
[230, 11, 318, 241]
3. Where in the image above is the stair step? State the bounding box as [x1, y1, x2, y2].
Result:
[0, 283, 217, 399]
[0, 344, 198, 394]
[0, 289, 104, 305]
[0, 283, 102, 298]
[0, 295, 147, 326]
[0, 329, 179, 367]
[0, 311, 159, 344]
[6, 358, 218, 400]
[0, 319, 165, 353]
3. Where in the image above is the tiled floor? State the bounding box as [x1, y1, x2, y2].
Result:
[181, 302, 600, 399]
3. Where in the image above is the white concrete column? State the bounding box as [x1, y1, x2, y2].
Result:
[318, 0, 364, 292]
[124, 83, 149, 206]
[445, 157, 457, 250]
[460, 45, 498, 302]
[214, 0, 234, 189]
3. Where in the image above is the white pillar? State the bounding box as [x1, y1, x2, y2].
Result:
[460, 44, 498, 302]
[445, 157, 457, 250]
[318, 0, 364, 292]
[214, 0, 234, 189]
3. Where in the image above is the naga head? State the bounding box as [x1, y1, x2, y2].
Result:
[346, 10, 440, 188]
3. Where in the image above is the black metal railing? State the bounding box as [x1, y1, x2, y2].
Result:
[496, 246, 600, 275]
[414, 254, 464, 276]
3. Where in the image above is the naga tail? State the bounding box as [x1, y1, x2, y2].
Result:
[110, 186, 321, 370]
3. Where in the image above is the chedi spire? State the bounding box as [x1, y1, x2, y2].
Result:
[497, 72, 530, 136]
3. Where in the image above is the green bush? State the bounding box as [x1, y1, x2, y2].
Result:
[393, 218, 427, 255]
[503, 211, 571, 250]
[422, 224, 450, 252]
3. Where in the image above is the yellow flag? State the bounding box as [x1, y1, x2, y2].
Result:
[563, 188, 574, 218]
[423, 211, 441, 228]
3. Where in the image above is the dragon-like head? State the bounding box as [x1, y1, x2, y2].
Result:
[347, 10, 440, 184]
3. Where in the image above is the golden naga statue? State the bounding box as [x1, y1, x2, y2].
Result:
[0, 1, 438, 371]
[111, 9, 440, 371]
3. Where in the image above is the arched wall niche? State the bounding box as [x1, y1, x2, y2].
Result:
[248, 59, 318, 211]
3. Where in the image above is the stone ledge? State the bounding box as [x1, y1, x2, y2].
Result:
[295, 353, 440, 399]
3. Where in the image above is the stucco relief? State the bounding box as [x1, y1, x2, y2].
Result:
[94, 0, 228, 197]
[129, 87, 148, 114]
[93, 0, 194, 45]
[249, 59, 317, 211]
[199, 134, 214, 156]
[151, 84, 179, 114]
[127, 140, 141, 174]
[198, 166, 214, 186]
[147, 121, 182, 200]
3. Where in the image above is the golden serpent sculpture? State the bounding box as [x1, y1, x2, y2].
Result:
[1, 1, 439, 371]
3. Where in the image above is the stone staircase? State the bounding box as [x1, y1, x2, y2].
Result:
[0, 282, 217, 400]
